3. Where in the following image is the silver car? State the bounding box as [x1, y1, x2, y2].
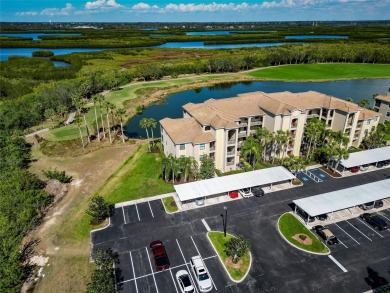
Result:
[176, 270, 195, 293]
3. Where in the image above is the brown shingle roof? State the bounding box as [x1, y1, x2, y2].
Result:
[375, 95, 390, 103]
[160, 117, 214, 144]
[359, 108, 381, 120]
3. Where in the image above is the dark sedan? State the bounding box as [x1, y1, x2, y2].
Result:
[360, 213, 388, 231]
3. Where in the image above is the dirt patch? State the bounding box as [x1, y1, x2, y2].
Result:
[292, 233, 313, 245]
[170, 201, 177, 208]
[225, 257, 243, 269]
[319, 166, 342, 178]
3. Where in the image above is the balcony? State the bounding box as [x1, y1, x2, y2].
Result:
[356, 123, 363, 130]
[291, 118, 298, 128]
[209, 146, 215, 152]
[227, 139, 236, 145]
[238, 132, 247, 138]
[251, 120, 262, 126]
[237, 142, 242, 148]
[227, 150, 235, 156]
[226, 161, 235, 166]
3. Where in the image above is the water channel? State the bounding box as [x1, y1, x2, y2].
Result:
[124, 79, 390, 138]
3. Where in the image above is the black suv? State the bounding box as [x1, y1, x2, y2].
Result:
[360, 213, 388, 231]
[374, 200, 384, 208]
[296, 207, 315, 222]
[251, 186, 265, 197]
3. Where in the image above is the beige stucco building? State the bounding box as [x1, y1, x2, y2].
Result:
[373, 95, 390, 123]
[160, 91, 381, 172]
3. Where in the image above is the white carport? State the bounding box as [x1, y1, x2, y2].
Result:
[332, 146, 390, 172]
[174, 166, 295, 203]
[293, 179, 390, 220]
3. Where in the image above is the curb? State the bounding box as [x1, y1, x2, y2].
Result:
[161, 197, 180, 214]
[206, 231, 252, 283]
[115, 192, 177, 208]
[89, 216, 111, 262]
[277, 212, 330, 256]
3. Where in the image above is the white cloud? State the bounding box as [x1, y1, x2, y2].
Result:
[132, 2, 159, 10]
[85, 0, 123, 9]
[16, 11, 38, 16]
[40, 3, 74, 16]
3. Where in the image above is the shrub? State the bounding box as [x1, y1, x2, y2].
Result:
[86, 195, 115, 225]
[42, 168, 72, 183]
[224, 234, 251, 264]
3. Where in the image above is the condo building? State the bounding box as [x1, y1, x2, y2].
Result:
[373, 94, 390, 123]
[160, 91, 381, 172]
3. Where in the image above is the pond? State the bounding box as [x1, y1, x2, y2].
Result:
[0, 33, 81, 41]
[124, 79, 390, 138]
[285, 35, 348, 40]
[152, 41, 285, 49]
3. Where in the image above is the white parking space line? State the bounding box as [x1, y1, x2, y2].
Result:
[346, 220, 372, 241]
[113, 262, 118, 292]
[338, 239, 348, 248]
[357, 218, 384, 237]
[201, 219, 211, 232]
[122, 207, 127, 224]
[169, 269, 179, 293]
[334, 223, 360, 245]
[135, 204, 141, 221]
[379, 213, 390, 222]
[190, 236, 218, 291]
[145, 247, 160, 293]
[328, 255, 348, 273]
[148, 201, 154, 218]
[203, 255, 217, 261]
[129, 251, 139, 293]
[176, 239, 199, 293]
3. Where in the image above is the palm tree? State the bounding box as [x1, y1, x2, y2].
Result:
[255, 127, 272, 162]
[109, 103, 116, 128]
[148, 118, 157, 146]
[97, 95, 106, 139]
[357, 99, 370, 109]
[240, 135, 262, 169]
[75, 116, 85, 148]
[140, 118, 151, 152]
[103, 100, 112, 144]
[331, 130, 349, 148]
[80, 99, 91, 144]
[72, 93, 90, 146]
[332, 147, 350, 174]
[273, 130, 287, 164]
[345, 97, 353, 102]
[161, 156, 170, 181]
[282, 130, 293, 164]
[91, 95, 100, 141]
[167, 155, 180, 183]
[116, 108, 126, 144]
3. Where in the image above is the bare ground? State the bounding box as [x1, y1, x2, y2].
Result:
[27, 141, 141, 293]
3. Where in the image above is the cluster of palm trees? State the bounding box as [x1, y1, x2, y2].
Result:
[239, 119, 350, 173]
[72, 92, 127, 148]
[139, 118, 157, 152]
[160, 155, 198, 183]
[240, 128, 294, 169]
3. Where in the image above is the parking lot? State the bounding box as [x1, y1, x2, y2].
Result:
[92, 168, 390, 293]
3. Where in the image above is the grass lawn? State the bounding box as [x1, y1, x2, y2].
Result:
[100, 144, 175, 203]
[278, 213, 329, 254]
[162, 196, 178, 213]
[208, 232, 250, 281]
[249, 64, 390, 81]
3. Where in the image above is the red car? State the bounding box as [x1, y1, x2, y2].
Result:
[350, 166, 359, 173]
[229, 190, 239, 199]
[150, 240, 170, 271]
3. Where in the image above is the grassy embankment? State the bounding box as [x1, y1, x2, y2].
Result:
[278, 213, 329, 254]
[208, 232, 251, 281]
[250, 63, 390, 81]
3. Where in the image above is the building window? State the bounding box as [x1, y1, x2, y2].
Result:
[180, 144, 185, 150]
[200, 143, 205, 150]
[387, 112, 390, 117]
[374, 101, 381, 107]
[366, 119, 371, 125]
[205, 126, 210, 131]
[364, 129, 368, 136]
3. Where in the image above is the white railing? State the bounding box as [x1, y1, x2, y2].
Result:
[301, 170, 323, 183]
[238, 132, 247, 138]
[251, 121, 262, 126]
[226, 161, 235, 166]
[227, 150, 235, 156]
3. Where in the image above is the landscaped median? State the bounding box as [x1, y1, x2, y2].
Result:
[162, 196, 179, 213]
[278, 213, 329, 254]
[207, 231, 251, 282]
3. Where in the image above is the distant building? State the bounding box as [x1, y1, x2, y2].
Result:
[160, 91, 380, 172]
[373, 94, 390, 123]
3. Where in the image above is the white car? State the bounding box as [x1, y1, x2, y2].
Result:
[190, 256, 212, 292]
[360, 164, 369, 171]
[239, 188, 253, 198]
[176, 270, 195, 293]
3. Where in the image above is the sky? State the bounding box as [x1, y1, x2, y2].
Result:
[1, 0, 389, 23]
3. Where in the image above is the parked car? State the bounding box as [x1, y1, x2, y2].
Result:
[359, 202, 375, 210]
[317, 214, 328, 221]
[376, 160, 389, 168]
[176, 270, 195, 293]
[190, 256, 212, 292]
[313, 225, 339, 245]
[360, 213, 388, 231]
[239, 188, 253, 198]
[195, 197, 205, 206]
[350, 166, 359, 173]
[150, 240, 170, 271]
[251, 186, 265, 197]
[296, 207, 315, 222]
[360, 164, 369, 171]
[374, 200, 384, 208]
[228, 190, 239, 199]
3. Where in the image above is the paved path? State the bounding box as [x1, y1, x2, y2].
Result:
[25, 128, 49, 138]
[64, 108, 76, 125]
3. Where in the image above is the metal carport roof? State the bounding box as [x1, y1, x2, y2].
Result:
[174, 166, 295, 202]
[339, 146, 390, 169]
[293, 179, 390, 217]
